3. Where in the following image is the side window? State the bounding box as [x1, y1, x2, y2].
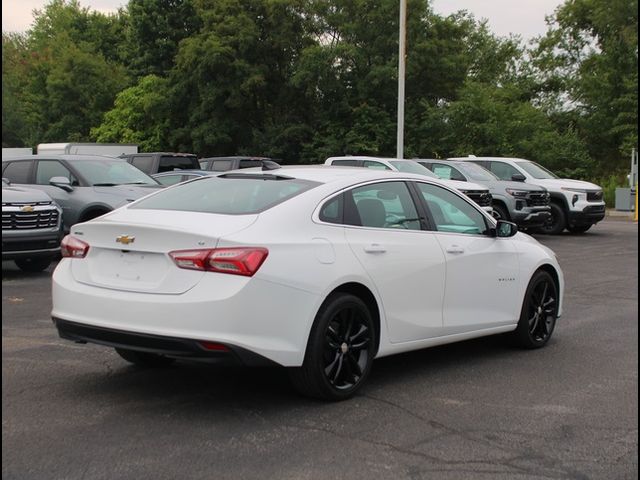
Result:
[35, 160, 77, 185]
[239, 160, 263, 169]
[199, 159, 209, 169]
[319, 194, 343, 224]
[2, 161, 33, 183]
[488, 161, 520, 181]
[156, 174, 185, 186]
[362, 160, 391, 171]
[432, 163, 466, 181]
[212, 160, 234, 171]
[131, 156, 155, 174]
[347, 182, 421, 230]
[331, 159, 359, 167]
[416, 183, 488, 235]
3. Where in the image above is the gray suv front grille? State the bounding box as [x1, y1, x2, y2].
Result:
[2, 208, 60, 230]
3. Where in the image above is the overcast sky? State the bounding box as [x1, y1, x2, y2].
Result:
[3, 0, 564, 39]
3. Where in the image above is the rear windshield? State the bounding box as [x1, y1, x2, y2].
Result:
[158, 155, 199, 172]
[130, 175, 319, 214]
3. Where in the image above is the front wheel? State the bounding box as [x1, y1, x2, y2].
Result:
[115, 348, 176, 367]
[289, 293, 376, 401]
[491, 204, 510, 222]
[512, 270, 559, 349]
[537, 203, 566, 235]
[15, 257, 52, 272]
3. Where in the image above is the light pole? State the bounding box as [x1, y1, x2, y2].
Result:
[397, 0, 407, 159]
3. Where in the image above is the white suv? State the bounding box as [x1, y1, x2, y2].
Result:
[325, 156, 494, 214]
[451, 156, 606, 234]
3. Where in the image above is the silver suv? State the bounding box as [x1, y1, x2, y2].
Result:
[2, 179, 63, 272]
[416, 159, 551, 229]
[452, 156, 606, 234]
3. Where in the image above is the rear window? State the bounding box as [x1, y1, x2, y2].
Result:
[158, 155, 199, 173]
[131, 175, 319, 214]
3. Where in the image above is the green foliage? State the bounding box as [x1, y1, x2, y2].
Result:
[91, 75, 171, 151]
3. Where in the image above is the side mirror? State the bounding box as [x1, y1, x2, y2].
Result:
[496, 220, 518, 238]
[511, 173, 526, 182]
[50, 176, 73, 192]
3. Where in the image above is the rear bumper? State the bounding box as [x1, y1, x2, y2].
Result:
[54, 318, 278, 366]
[51, 259, 320, 366]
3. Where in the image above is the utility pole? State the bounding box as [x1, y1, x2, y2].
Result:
[397, 0, 407, 159]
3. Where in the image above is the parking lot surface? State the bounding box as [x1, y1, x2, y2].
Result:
[2, 220, 638, 480]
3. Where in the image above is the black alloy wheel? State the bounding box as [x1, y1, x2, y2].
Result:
[491, 204, 510, 222]
[290, 293, 375, 401]
[537, 203, 566, 235]
[512, 270, 558, 348]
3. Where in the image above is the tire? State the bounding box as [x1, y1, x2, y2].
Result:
[512, 270, 559, 349]
[567, 224, 592, 234]
[537, 203, 566, 235]
[289, 293, 376, 401]
[115, 348, 176, 367]
[14, 257, 52, 272]
[491, 204, 510, 222]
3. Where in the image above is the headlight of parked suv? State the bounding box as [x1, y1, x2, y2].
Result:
[505, 188, 529, 197]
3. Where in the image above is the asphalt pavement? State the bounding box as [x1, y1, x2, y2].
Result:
[2, 220, 638, 480]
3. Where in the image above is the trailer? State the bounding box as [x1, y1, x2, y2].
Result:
[36, 143, 139, 157]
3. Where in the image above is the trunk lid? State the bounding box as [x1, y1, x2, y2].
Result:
[69, 209, 258, 294]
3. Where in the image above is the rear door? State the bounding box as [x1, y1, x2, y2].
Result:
[342, 180, 447, 343]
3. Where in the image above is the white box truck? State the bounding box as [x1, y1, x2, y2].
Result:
[2, 147, 33, 158]
[36, 143, 139, 157]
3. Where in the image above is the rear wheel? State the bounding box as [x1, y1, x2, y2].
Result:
[289, 293, 375, 401]
[115, 348, 176, 367]
[567, 224, 592, 234]
[15, 257, 52, 272]
[512, 270, 558, 349]
[538, 203, 566, 235]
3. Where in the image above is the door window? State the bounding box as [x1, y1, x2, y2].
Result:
[35, 161, 77, 185]
[2, 161, 32, 183]
[330, 159, 360, 167]
[347, 182, 421, 230]
[488, 161, 521, 181]
[416, 183, 488, 235]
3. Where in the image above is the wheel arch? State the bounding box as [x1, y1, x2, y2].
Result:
[324, 282, 382, 356]
[78, 204, 113, 223]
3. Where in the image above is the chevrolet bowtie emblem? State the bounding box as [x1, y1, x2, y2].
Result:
[20, 205, 35, 212]
[116, 235, 135, 245]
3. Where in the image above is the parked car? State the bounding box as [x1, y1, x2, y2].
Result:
[121, 152, 200, 175]
[152, 170, 216, 186]
[325, 156, 494, 213]
[451, 156, 606, 234]
[199, 156, 280, 172]
[1, 155, 162, 231]
[416, 159, 551, 229]
[2, 179, 63, 272]
[51, 166, 563, 400]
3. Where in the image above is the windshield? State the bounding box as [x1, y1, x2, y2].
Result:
[516, 161, 558, 179]
[454, 162, 499, 181]
[131, 175, 319, 214]
[390, 161, 438, 178]
[67, 159, 159, 186]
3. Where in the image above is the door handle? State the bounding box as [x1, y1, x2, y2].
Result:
[446, 245, 465, 254]
[364, 244, 386, 254]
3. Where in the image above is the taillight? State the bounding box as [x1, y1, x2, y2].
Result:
[61, 235, 90, 258]
[169, 247, 268, 277]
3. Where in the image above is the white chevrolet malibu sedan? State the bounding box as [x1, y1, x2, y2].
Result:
[52, 166, 564, 400]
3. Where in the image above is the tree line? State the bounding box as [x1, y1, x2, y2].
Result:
[2, 0, 637, 179]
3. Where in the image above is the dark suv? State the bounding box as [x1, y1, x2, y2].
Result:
[122, 153, 200, 175]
